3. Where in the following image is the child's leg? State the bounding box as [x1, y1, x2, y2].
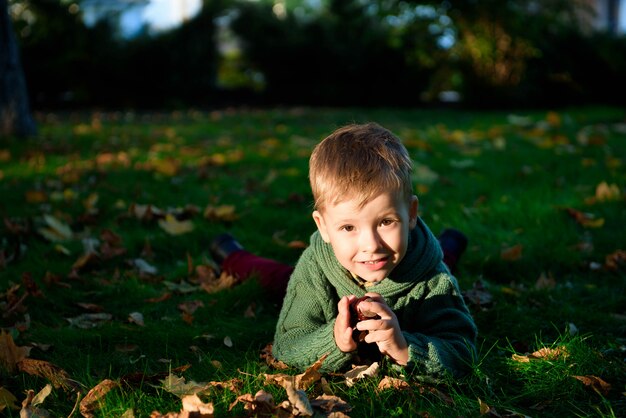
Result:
[221, 250, 293, 301]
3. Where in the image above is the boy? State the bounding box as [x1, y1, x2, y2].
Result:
[212, 123, 477, 376]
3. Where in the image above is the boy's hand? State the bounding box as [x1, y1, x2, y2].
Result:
[355, 292, 409, 365]
[334, 295, 358, 353]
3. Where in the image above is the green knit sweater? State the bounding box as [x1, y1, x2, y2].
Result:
[273, 217, 477, 377]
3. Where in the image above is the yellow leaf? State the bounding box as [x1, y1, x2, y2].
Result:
[0, 387, 19, 411]
[204, 205, 238, 222]
[158, 214, 194, 235]
[0, 331, 31, 373]
[595, 181, 621, 202]
[546, 111, 561, 127]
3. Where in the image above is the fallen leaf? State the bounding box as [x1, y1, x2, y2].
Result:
[161, 375, 208, 397]
[203, 205, 238, 222]
[79, 379, 119, 418]
[563, 207, 605, 228]
[535, 272, 556, 290]
[259, 343, 289, 370]
[343, 362, 379, 387]
[65, 313, 112, 329]
[594, 181, 622, 202]
[512, 346, 569, 363]
[243, 303, 256, 318]
[228, 390, 276, 415]
[181, 394, 214, 416]
[604, 250, 626, 271]
[158, 214, 194, 235]
[309, 394, 352, 415]
[128, 312, 145, 326]
[285, 379, 314, 416]
[200, 271, 238, 294]
[377, 376, 410, 391]
[38, 215, 73, 242]
[463, 280, 494, 309]
[0, 331, 31, 373]
[573, 375, 611, 396]
[19, 386, 52, 418]
[223, 336, 233, 348]
[18, 359, 77, 391]
[500, 245, 523, 261]
[0, 386, 19, 412]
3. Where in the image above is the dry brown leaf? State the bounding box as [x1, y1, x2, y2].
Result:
[297, 353, 328, 390]
[500, 245, 523, 261]
[20, 386, 52, 418]
[260, 343, 290, 370]
[377, 376, 410, 391]
[512, 346, 569, 363]
[285, 380, 314, 416]
[573, 375, 611, 396]
[181, 394, 214, 416]
[309, 394, 352, 415]
[604, 250, 626, 271]
[18, 358, 77, 391]
[0, 331, 31, 373]
[563, 207, 605, 228]
[228, 390, 276, 415]
[177, 300, 204, 315]
[535, 272, 556, 290]
[344, 362, 379, 387]
[200, 271, 238, 294]
[478, 397, 501, 417]
[463, 280, 494, 309]
[79, 379, 119, 418]
[161, 375, 208, 397]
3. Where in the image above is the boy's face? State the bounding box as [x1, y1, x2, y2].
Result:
[312, 191, 418, 283]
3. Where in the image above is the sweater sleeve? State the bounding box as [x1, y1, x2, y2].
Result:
[272, 258, 354, 372]
[399, 272, 477, 378]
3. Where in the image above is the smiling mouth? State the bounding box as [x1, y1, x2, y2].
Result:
[360, 257, 389, 265]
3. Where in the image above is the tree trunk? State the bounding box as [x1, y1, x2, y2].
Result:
[0, 0, 37, 138]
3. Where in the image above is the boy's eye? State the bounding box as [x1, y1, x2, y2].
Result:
[340, 225, 355, 232]
[381, 219, 396, 226]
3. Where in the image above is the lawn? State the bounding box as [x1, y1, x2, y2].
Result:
[0, 106, 625, 417]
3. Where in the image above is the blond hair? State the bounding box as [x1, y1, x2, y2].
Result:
[309, 123, 414, 211]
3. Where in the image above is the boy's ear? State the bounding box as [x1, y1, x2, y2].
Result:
[312, 210, 331, 242]
[409, 195, 419, 229]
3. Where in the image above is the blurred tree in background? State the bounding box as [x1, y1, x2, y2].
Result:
[1, 0, 36, 137]
[3, 0, 626, 111]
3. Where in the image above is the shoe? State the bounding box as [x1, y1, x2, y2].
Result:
[209, 233, 244, 265]
[438, 228, 468, 274]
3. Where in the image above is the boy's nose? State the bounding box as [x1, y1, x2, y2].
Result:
[359, 229, 382, 252]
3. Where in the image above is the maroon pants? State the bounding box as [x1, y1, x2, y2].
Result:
[222, 250, 294, 301]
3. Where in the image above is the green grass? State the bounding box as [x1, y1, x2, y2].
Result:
[1, 106, 625, 417]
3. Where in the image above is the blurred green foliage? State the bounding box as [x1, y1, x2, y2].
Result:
[7, 0, 626, 108]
